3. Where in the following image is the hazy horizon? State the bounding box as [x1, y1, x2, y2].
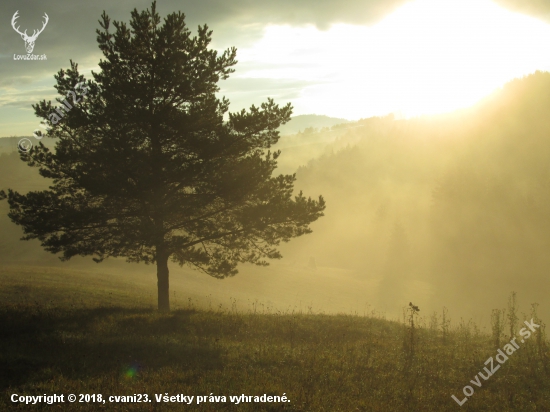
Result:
[3, 70, 550, 327]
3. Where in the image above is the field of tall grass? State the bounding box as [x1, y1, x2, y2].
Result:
[1, 266, 549, 411]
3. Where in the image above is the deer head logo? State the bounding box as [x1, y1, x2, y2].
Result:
[11, 11, 49, 54]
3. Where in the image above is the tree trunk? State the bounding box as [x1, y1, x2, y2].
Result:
[156, 251, 170, 312]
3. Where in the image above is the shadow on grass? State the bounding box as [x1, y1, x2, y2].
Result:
[0, 305, 223, 390]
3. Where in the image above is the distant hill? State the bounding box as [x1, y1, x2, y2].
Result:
[277, 114, 351, 136]
[0, 115, 348, 155]
[288, 70, 550, 320]
[0, 136, 55, 154]
[0, 137, 28, 153]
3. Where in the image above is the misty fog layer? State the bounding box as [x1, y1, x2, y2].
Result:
[280, 71, 550, 321]
[2, 72, 550, 323]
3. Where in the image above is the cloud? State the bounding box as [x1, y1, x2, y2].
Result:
[0, 85, 57, 110]
[493, 0, 550, 22]
[3, 0, 550, 136]
[2, 0, 406, 134]
[184, 0, 413, 28]
[230, 0, 550, 119]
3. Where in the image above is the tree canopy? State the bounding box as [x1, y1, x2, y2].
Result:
[0, 2, 325, 311]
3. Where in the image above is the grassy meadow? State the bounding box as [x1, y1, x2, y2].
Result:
[1, 266, 549, 411]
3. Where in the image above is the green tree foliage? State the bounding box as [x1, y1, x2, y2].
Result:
[0, 2, 325, 311]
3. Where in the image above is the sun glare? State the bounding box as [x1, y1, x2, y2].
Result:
[235, 0, 550, 119]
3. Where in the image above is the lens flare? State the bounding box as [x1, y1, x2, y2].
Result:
[123, 363, 140, 380]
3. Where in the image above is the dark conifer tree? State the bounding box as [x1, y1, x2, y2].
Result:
[0, 2, 325, 311]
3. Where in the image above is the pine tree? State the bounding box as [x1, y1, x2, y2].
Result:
[0, 2, 325, 311]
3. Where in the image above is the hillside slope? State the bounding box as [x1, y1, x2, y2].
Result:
[1, 266, 549, 411]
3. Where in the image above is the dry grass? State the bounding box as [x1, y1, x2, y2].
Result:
[1, 266, 549, 411]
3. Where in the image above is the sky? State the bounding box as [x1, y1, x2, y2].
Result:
[2, 0, 550, 136]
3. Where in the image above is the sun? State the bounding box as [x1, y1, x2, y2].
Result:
[233, 0, 550, 119]
[358, 0, 550, 117]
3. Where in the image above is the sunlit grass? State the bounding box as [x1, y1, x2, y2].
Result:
[1, 267, 549, 411]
